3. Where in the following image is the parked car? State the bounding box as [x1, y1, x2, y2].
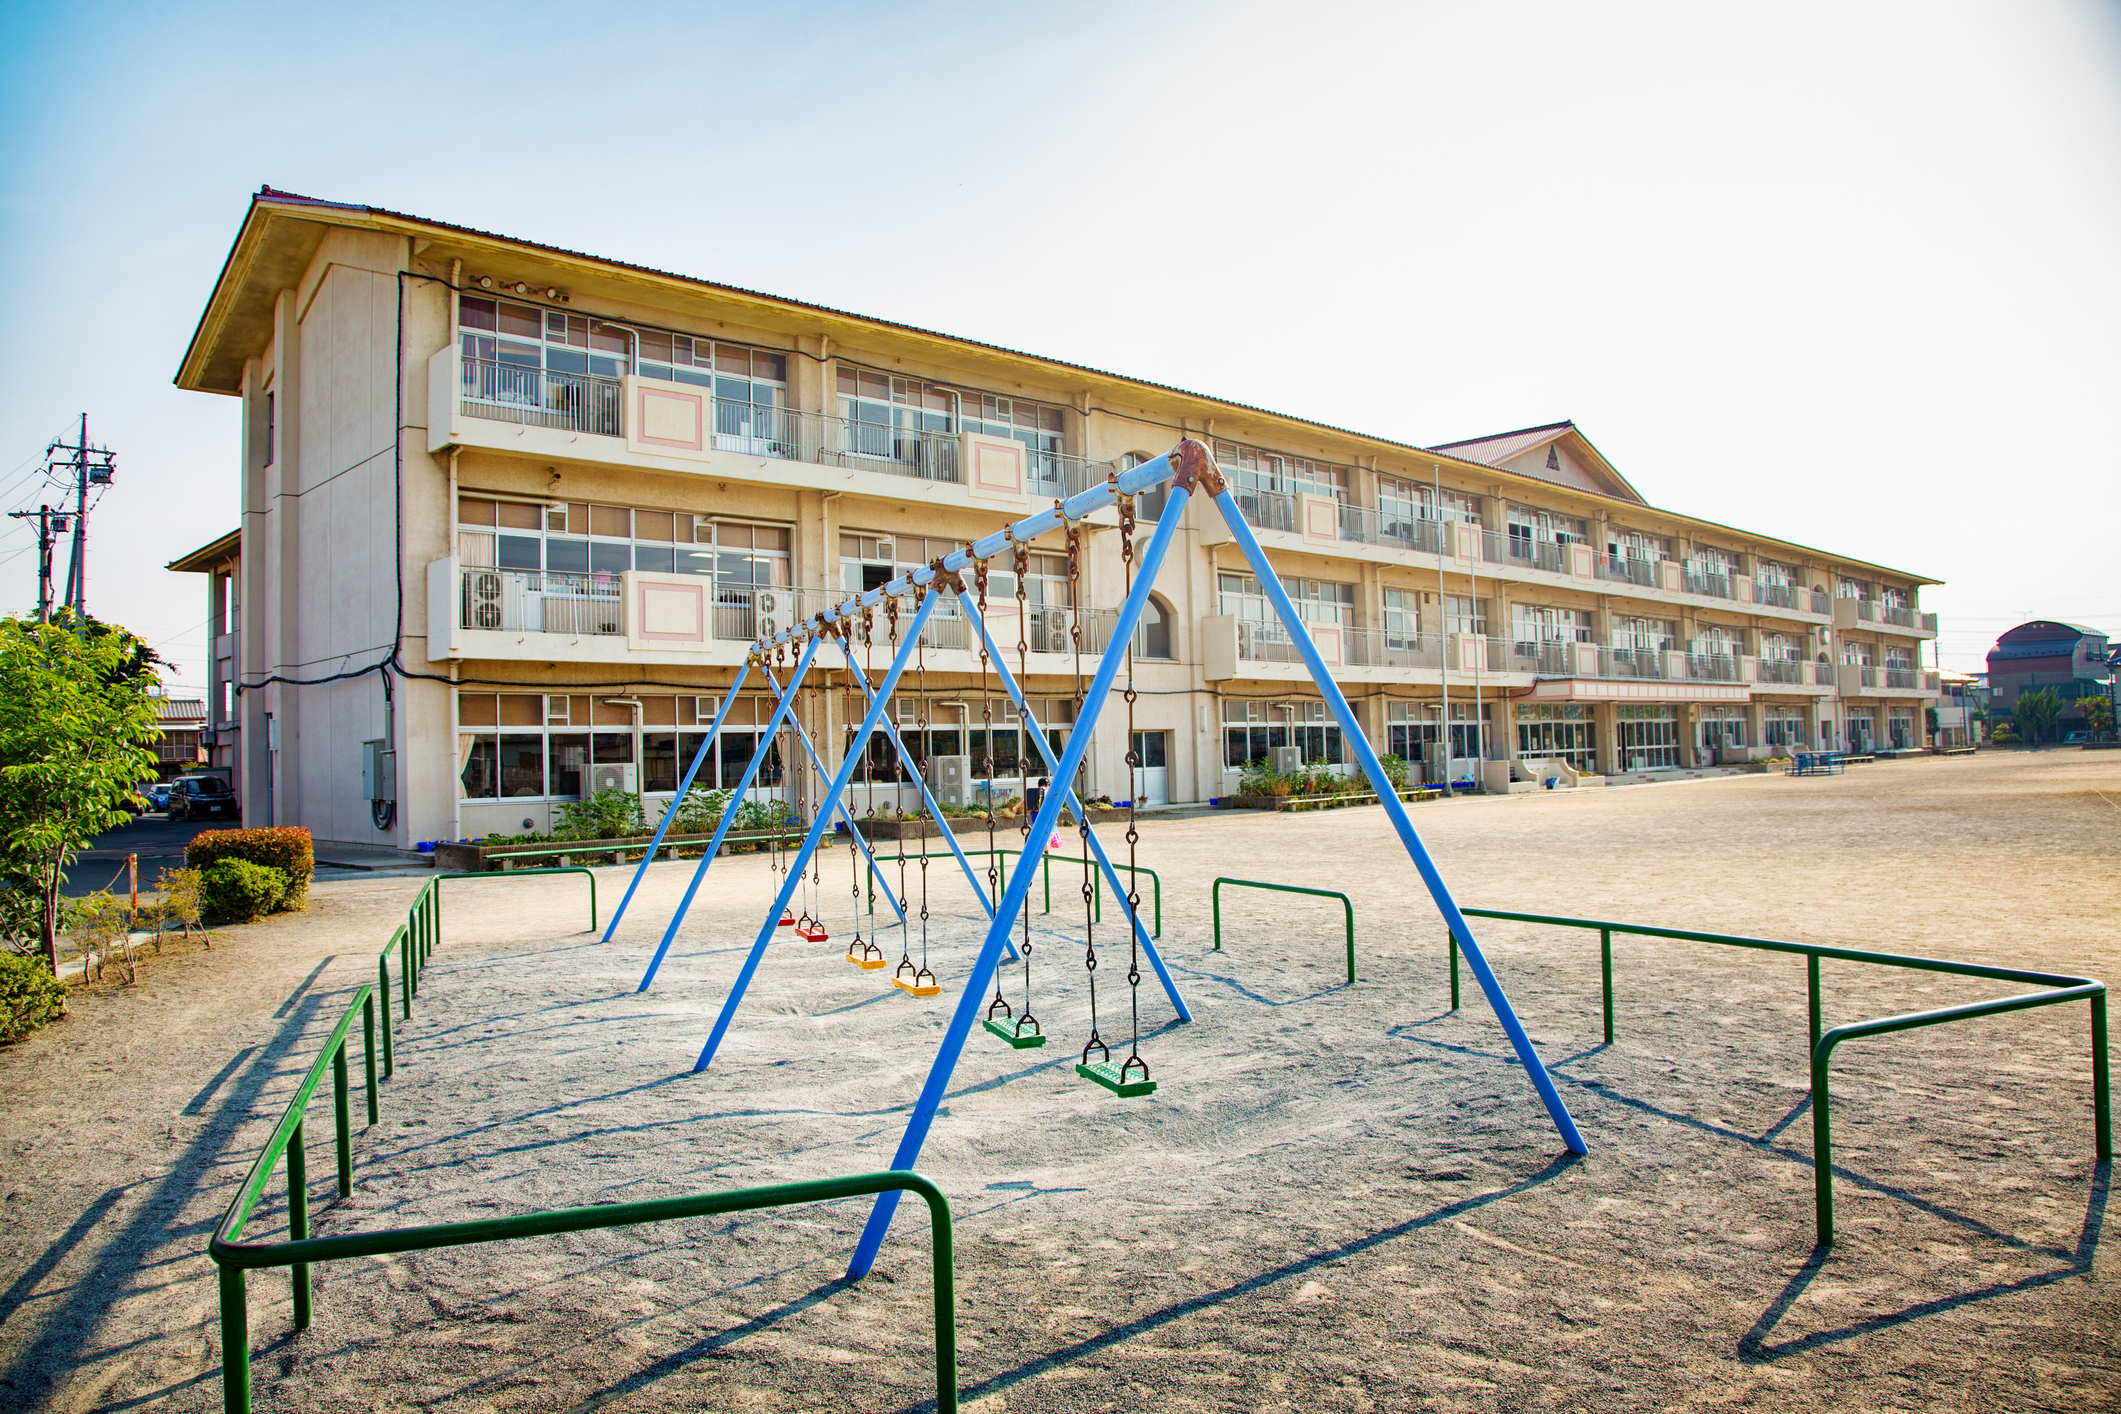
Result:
[146, 782, 173, 812]
[169, 775, 239, 823]
[2064, 731, 2089, 744]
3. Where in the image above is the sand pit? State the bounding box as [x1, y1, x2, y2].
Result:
[1, 750, 2114, 1411]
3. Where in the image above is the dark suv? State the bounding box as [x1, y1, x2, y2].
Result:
[170, 775, 240, 823]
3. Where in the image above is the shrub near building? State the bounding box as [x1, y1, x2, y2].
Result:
[198, 859, 287, 924]
[185, 827, 313, 910]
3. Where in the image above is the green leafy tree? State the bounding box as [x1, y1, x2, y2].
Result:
[2076, 694, 2113, 736]
[0, 616, 163, 970]
[2011, 687, 2064, 746]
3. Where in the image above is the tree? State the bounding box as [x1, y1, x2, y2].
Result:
[2010, 686, 2063, 746]
[2076, 694, 2114, 737]
[0, 616, 163, 971]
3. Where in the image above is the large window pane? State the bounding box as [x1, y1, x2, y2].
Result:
[459, 734, 497, 799]
[548, 733, 590, 796]
[500, 734, 544, 796]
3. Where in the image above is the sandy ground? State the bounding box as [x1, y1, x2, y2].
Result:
[1, 750, 2115, 1413]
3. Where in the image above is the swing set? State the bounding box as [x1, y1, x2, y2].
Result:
[600, 438, 1586, 1279]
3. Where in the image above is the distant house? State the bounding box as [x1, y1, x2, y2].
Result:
[1934, 670, 1977, 747]
[1985, 622, 2112, 732]
[152, 695, 211, 778]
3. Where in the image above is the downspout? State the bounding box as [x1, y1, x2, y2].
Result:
[1434, 464, 1451, 797]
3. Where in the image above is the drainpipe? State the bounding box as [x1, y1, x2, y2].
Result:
[1433, 465, 1451, 797]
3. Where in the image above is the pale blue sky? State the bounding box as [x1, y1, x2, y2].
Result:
[3, 0, 2117, 688]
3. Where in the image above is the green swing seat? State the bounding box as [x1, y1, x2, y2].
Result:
[981, 1016, 1047, 1050]
[1076, 1060, 1156, 1098]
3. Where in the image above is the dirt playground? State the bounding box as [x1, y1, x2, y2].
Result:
[1, 749, 2114, 1412]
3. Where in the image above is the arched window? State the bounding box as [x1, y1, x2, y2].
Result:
[1124, 451, 1168, 522]
[1133, 595, 1173, 659]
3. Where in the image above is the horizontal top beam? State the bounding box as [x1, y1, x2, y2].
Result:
[754, 440, 1209, 655]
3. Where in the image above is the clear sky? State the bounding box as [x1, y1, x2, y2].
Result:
[2, 0, 2116, 690]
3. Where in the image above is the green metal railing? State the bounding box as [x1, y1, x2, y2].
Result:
[1454, 907, 2110, 1245]
[902, 845, 1162, 937]
[1211, 878, 1356, 985]
[209, 870, 957, 1412]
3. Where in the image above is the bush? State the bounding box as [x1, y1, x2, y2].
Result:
[199, 858, 287, 924]
[153, 866, 209, 945]
[1377, 754, 1411, 789]
[69, 891, 136, 983]
[554, 788, 647, 841]
[0, 954, 67, 1042]
[672, 785, 734, 834]
[187, 827, 313, 911]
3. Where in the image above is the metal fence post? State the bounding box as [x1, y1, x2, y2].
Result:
[1808, 955, 1823, 1055]
[401, 930, 414, 1012]
[1810, 1038, 1836, 1245]
[1448, 931, 1460, 1011]
[1600, 928, 1613, 1044]
[287, 1122, 311, 1327]
[217, 1264, 249, 1414]
[378, 957, 395, 1075]
[361, 994, 379, 1125]
[332, 1042, 352, 1197]
[2094, 990, 2111, 1163]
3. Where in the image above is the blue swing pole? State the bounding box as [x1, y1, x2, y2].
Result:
[833, 628, 1021, 962]
[846, 473, 1194, 1280]
[762, 658, 907, 928]
[602, 661, 756, 942]
[1208, 481, 1587, 1157]
[693, 591, 943, 1072]
[958, 592, 1188, 1021]
[637, 636, 823, 992]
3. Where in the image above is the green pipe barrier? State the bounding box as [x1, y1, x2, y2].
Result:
[436, 866, 597, 936]
[212, 1170, 956, 1414]
[1456, 906, 2109, 1246]
[1211, 877, 1355, 985]
[209, 873, 958, 1412]
[904, 846, 1162, 938]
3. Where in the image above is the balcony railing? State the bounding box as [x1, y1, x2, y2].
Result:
[1683, 569, 1736, 600]
[1754, 582, 1798, 610]
[1503, 535, 1568, 575]
[462, 359, 622, 437]
[1685, 653, 1742, 682]
[1597, 556, 1661, 589]
[460, 568, 623, 636]
[1341, 503, 1450, 555]
[1755, 657, 1807, 685]
[1884, 666, 1919, 690]
[1509, 640, 1574, 675]
[1810, 590, 1832, 614]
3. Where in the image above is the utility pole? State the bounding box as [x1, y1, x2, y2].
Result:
[46, 414, 116, 617]
[5, 504, 68, 622]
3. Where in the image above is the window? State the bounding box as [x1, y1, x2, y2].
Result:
[1213, 441, 1348, 499]
[1697, 709, 1746, 753]
[1382, 588, 1421, 650]
[1123, 452, 1167, 522]
[1516, 703, 1595, 772]
[1763, 712, 1804, 748]
[1505, 504, 1587, 559]
[836, 369, 1067, 489]
[1510, 604, 1588, 649]
[1616, 704, 1679, 771]
[457, 495, 785, 590]
[1609, 616, 1674, 652]
[1133, 596, 1172, 659]
[1605, 528, 1667, 564]
[1222, 699, 1280, 767]
[1447, 702, 1490, 761]
[1838, 575, 1868, 600]
[1443, 595, 1488, 638]
[459, 296, 632, 380]
[1385, 701, 1439, 760]
[456, 692, 783, 801]
[1219, 573, 1353, 647]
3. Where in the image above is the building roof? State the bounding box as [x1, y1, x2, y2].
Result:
[174, 187, 1941, 588]
[1995, 620, 2105, 642]
[153, 697, 207, 725]
[1429, 420, 1647, 505]
[167, 529, 239, 574]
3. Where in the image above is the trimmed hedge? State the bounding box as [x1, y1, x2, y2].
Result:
[0, 955, 68, 1042]
[199, 859, 287, 924]
[187, 826, 313, 910]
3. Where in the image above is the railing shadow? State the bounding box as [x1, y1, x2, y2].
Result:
[1739, 1163, 2108, 1361]
[879, 1153, 1580, 1414]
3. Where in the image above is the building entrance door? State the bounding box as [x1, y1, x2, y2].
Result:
[1130, 730, 1169, 806]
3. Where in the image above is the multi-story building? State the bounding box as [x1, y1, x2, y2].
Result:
[148, 694, 210, 779]
[1984, 621, 2111, 735]
[169, 189, 1941, 848]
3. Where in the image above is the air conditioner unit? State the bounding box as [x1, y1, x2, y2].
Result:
[466, 569, 505, 630]
[1041, 614, 1069, 653]
[755, 589, 781, 617]
[589, 763, 638, 794]
[926, 754, 970, 808]
[1270, 746, 1302, 774]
